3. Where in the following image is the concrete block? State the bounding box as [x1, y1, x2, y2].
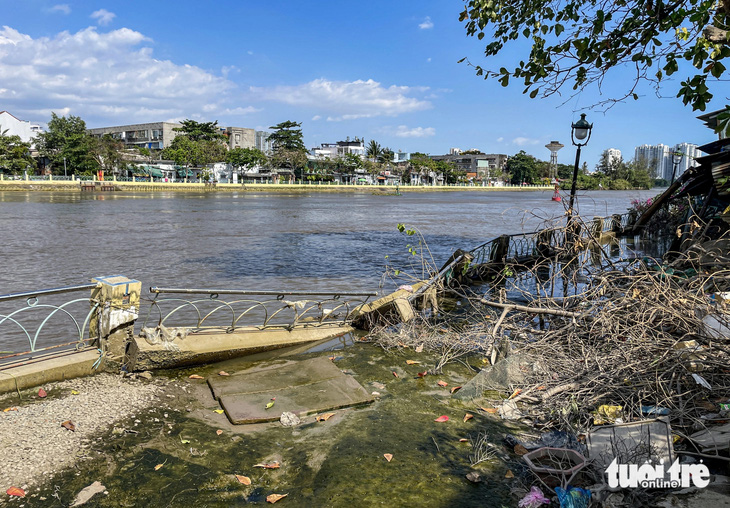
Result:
[0, 349, 101, 394]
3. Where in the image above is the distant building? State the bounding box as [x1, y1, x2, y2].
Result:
[605, 148, 622, 166]
[224, 127, 255, 150]
[87, 122, 182, 150]
[255, 130, 273, 154]
[430, 152, 508, 182]
[310, 138, 365, 159]
[393, 151, 411, 163]
[635, 144, 671, 180]
[671, 143, 702, 179]
[634, 143, 702, 180]
[0, 111, 43, 144]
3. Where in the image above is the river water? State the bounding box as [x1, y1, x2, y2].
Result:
[1, 189, 655, 295]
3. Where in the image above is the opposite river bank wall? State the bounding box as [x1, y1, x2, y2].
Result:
[0, 179, 553, 193]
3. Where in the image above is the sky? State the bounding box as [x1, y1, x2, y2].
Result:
[0, 0, 724, 168]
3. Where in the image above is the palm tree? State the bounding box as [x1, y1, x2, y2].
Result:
[365, 140, 382, 161]
[378, 147, 394, 165]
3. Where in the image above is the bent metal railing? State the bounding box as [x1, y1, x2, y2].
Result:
[408, 213, 634, 304]
[141, 287, 378, 332]
[0, 283, 101, 365]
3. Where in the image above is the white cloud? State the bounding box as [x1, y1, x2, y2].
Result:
[0, 26, 250, 125]
[496, 137, 504, 143]
[251, 78, 431, 120]
[427, 57, 432, 63]
[221, 65, 238, 78]
[389, 125, 436, 138]
[311, 115, 321, 121]
[90, 9, 116, 26]
[419, 16, 434, 30]
[513, 136, 540, 146]
[50, 4, 71, 15]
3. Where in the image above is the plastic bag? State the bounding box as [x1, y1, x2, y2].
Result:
[518, 486, 550, 508]
[555, 486, 591, 508]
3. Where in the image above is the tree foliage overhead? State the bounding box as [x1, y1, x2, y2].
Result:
[460, 0, 730, 121]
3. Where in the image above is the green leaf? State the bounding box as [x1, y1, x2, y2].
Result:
[555, 23, 564, 36]
[529, 88, 539, 98]
[265, 401, 275, 409]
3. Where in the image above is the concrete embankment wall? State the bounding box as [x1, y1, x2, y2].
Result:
[0, 179, 553, 193]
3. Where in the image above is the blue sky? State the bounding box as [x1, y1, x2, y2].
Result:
[0, 0, 723, 168]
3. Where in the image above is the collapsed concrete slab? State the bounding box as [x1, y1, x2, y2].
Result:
[208, 356, 374, 424]
[125, 324, 353, 371]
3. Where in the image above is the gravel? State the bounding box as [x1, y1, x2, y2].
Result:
[0, 373, 163, 494]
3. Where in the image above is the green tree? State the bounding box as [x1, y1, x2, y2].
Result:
[162, 136, 226, 169]
[365, 140, 382, 161]
[460, 0, 730, 128]
[226, 147, 267, 176]
[174, 119, 226, 142]
[37, 113, 97, 174]
[270, 148, 308, 175]
[268, 121, 306, 152]
[90, 133, 124, 174]
[378, 147, 394, 165]
[0, 132, 35, 175]
[342, 152, 363, 173]
[506, 151, 539, 185]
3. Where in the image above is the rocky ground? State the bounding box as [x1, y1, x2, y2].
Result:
[0, 373, 163, 498]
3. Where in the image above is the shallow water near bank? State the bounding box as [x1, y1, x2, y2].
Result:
[23, 341, 518, 507]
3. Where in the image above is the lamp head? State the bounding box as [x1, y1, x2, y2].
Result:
[571, 113, 593, 146]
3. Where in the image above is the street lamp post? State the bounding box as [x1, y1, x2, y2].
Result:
[670, 150, 683, 185]
[63, 157, 67, 178]
[568, 113, 593, 222]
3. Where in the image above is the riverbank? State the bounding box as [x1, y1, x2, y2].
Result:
[0, 179, 552, 193]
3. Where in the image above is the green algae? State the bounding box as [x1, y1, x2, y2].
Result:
[26, 344, 517, 507]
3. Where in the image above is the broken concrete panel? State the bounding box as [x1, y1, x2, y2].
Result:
[393, 298, 415, 323]
[214, 357, 373, 424]
[453, 354, 532, 400]
[208, 356, 345, 399]
[587, 419, 674, 472]
[126, 324, 352, 371]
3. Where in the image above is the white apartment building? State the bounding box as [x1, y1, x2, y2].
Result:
[606, 148, 622, 166]
[255, 131, 273, 154]
[310, 139, 365, 159]
[0, 111, 43, 143]
[672, 143, 702, 178]
[634, 143, 702, 180]
[87, 122, 182, 150]
[635, 144, 672, 180]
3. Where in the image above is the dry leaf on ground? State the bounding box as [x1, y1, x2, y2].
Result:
[315, 413, 335, 422]
[188, 374, 204, 380]
[253, 461, 281, 469]
[266, 493, 288, 503]
[480, 407, 499, 414]
[216, 429, 223, 435]
[463, 413, 473, 422]
[450, 386, 462, 394]
[437, 380, 448, 387]
[154, 464, 164, 471]
[434, 415, 449, 422]
[505, 470, 514, 478]
[6, 487, 25, 497]
[218, 371, 230, 376]
[235, 475, 251, 485]
[38, 388, 47, 398]
[392, 371, 399, 378]
[61, 420, 76, 432]
[405, 360, 419, 365]
[383, 453, 393, 462]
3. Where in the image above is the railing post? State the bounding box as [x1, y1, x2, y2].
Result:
[591, 217, 603, 236]
[90, 276, 142, 365]
[490, 235, 510, 263]
[612, 214, 623, 234]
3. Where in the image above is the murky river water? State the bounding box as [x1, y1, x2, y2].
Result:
[0, 189, 655, 294]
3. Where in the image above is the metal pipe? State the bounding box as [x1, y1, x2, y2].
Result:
[0, 283, 98, 302]
[149, 287, 377, 297]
